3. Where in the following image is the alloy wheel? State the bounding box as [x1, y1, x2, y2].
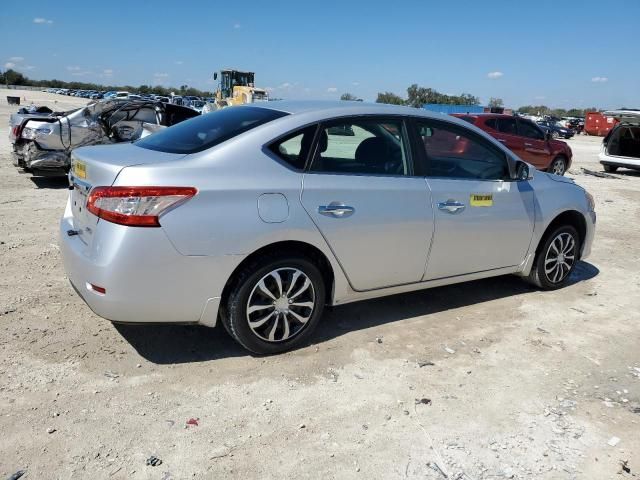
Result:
[544, 232, 576, 283]
[246, 268, 316, 342]
[552, 159, 565, 175]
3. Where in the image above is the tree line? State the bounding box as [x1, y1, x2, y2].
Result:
[0, 68, 213, 98]
[349, 84, 599, 116]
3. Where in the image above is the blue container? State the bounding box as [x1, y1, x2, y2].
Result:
[422, 104, 485, 114]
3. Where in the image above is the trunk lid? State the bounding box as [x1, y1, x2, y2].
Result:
[69, 143, 187, 246]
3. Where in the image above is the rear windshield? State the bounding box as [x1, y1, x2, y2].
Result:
[136, 106, 288, 154]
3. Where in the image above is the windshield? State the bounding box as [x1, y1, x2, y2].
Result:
[136, 106, 288, 154]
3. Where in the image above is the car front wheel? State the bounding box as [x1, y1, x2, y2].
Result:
[603, 164, 618, 173]
[222, 254, 326, 354]
[527, 225, 580, 290]
[549, 156, 567, 176]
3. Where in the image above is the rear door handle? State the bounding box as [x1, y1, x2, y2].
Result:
[318, 203, 355, 218]
[497, 139, 506, 143]
[437, 200, 465, 214]
[524, 143, 533, 147]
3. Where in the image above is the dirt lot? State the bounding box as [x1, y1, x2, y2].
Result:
[1, 89, 638, 479]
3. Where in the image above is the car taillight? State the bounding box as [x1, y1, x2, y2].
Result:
[86, 186, 197, 227]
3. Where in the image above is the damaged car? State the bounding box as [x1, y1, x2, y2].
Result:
[9, 99, 199, 176]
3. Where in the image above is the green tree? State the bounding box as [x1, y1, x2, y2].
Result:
[376, 91, 405, 105]
[340, 93, 360, 101]
[488, 97, 504, 108]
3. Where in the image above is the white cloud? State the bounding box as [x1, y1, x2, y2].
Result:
[23, 65, 36, 70]
[534, 95, 546, 100]
[352, 81, 360, 86]
[4, 62, 16, 69]
[66, 66, 81, 71]
[9, 56, 24, 62]
[279, 82, 291, 89]
[327, 87, 338, 93]
[33, 17, 53, 24]
[233, 23, 241, 29]
[103, 69, 113, 74]
[71, 70, 93, 77]
[591, 76, 608, 83]
[487, 71, 503, 79]
[175, 60, 183, 65]
[154, 72, 169, 78]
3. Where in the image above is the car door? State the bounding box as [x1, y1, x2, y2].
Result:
[516, 118, 552, 169]
[300, 116, 434, 291]
[413, 118, 535, 280]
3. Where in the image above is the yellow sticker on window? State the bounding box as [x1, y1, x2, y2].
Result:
[470, 194, 493, 207]
[73, 161, 86, 179]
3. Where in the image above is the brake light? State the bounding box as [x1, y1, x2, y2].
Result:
[86, 186, 197, 227]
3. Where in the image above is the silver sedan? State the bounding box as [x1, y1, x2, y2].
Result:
[60, 102, 596, 354]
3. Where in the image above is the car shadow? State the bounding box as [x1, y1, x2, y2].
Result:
[29, 176, 69, 189]
[115, 261, 599, 364]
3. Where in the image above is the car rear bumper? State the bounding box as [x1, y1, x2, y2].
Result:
[59, 197, 242, 327]
[599, 152, 640, 170]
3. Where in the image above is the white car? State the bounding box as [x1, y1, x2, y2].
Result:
[599, 110, 640, 172]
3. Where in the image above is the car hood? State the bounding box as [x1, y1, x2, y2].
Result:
[603, 110, 640, 125]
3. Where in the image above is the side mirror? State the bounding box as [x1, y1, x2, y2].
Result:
[515, 160, 532, 181]
[545, 131, 552, 141]
[213, 72, 218, 81]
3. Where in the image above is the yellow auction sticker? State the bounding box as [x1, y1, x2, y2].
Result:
[470, 193, 493, 207]
[73, 161, 86, 179]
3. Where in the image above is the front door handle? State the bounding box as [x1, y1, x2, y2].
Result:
[437, 200, 465, 214]
[524, 142, 533, 147]
[497, 138, 506, 143]
[318, 203, 355, 218]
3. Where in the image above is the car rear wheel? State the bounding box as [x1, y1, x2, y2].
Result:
[222, 254, 326, 354]
[603, 164, 618, 173]
[527, 225, 580, 290]
[549, 156, 567, 176]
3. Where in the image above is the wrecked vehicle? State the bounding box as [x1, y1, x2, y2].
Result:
[9, 99, 199, 176]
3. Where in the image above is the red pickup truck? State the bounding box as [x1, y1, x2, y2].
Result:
[453, 113, 573, 175]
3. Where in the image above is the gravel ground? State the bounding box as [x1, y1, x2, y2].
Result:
[0, 89, 639, 479]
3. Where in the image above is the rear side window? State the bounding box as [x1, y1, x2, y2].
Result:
[518, 119, 545, 140]
[136, 106, 288, 154]
[269, 125, 317, 170]
[309, 118, 410, 176]
[496, 118, 518, 135]
[484, 118, 498, 130]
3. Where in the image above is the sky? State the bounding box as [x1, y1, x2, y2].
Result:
[1, 0, 639, 109]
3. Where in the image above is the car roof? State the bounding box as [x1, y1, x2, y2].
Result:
[249, 100, 479, 123]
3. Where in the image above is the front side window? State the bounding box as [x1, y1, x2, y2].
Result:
[309, 118, 409, 176]
[136, 106, 288, 154]
[416, 121, 510, 180]
[518, 119, 545, 140]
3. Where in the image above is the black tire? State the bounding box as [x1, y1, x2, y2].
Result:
[222, 253, 326, 354]
[548, 156, 567, 176]
[603, 164, 618, 173]
[527, 225, 580, 290]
